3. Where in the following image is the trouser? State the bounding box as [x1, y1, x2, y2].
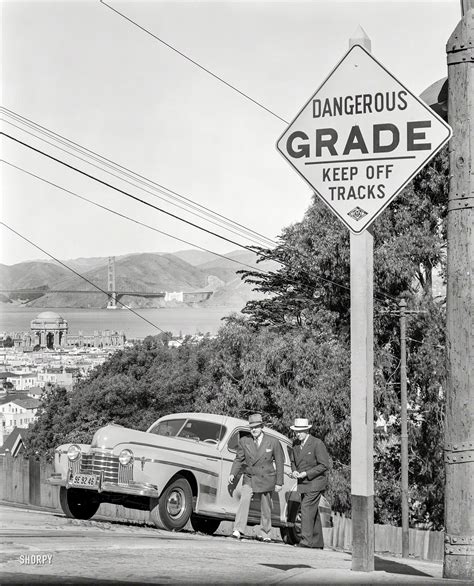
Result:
[233, 484, 273, 536]
[300, 490, 324, 548]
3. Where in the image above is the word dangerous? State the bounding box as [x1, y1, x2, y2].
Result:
[312, 91, 408, 118]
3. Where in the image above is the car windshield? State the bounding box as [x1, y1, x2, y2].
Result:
[178, 420, 226, 443]
[149, 418, 226, 443]
[149, 419, 186, 437]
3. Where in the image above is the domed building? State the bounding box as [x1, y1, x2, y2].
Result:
[30, 311, 68, 349]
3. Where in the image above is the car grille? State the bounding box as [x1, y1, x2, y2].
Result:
[71, 450, 133, 484]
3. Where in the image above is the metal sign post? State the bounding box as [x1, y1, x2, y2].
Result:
[347, 29, 375, 573]
[276, 26, 452, 573]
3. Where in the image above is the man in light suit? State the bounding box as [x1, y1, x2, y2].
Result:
[289, 417, 330, 549]
[229, 413, 284, 542]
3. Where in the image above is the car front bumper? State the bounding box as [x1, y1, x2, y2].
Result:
[48, 473, 160, 498]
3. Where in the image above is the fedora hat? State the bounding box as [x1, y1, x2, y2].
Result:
[248, 413, 264, 428]
[290, 418, 312, 431]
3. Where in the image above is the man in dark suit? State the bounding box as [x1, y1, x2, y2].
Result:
[289, 417, 330, 549]
[229, 413, 284, 542]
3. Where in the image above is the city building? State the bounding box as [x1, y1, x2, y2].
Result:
[4, 311, 125, 350]
[0, 396, 40, 446]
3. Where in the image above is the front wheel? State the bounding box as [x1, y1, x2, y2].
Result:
[59, 487, 100, 520]
[151, 477, 193, 531]
[190, 515, 221, 535]
[280, 498, 302, 545]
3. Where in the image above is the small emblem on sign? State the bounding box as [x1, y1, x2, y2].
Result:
[348, 207, 368, 221]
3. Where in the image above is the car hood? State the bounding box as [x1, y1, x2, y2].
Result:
[90, 424, 218, 456]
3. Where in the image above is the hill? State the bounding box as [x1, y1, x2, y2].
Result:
[172, 250, 216, 266]
[0, 250, 274, 309]
[0, 262, 70, 290]
[26, 253, 209, 309]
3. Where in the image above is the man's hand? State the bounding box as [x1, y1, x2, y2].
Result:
[228, 474, 235, 484]
[291, 471, 307, 479]
[275, 485, 282, 492]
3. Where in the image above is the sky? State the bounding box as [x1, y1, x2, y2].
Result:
[1, 0, 461, 266]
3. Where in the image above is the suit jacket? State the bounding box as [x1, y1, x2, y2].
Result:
[290, 434, 329, 493]
[230, 433, 284, 493]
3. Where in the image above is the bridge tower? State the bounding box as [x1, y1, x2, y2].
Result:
[107, 256, 117, 309]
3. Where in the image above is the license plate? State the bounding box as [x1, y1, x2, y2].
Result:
[70, 473, 99, 488]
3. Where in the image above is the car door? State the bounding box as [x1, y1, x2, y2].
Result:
[216, 427, 250, 517]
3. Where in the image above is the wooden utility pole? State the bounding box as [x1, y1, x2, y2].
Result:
[399, 299, 409, 558]
[349, 27, 375, 573]
[444, 5, 474, 581]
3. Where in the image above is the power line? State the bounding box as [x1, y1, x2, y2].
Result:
[1, 130, 363, 300]
[0, 222, 166, 333]
[99, 0, 289, 125]
[1, 159, 267, 275]
[1, 134, 398, 306]
[1, 110, 276, 248]
[1, 130, 264, 254]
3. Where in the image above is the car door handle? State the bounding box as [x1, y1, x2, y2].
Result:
[206, 457, 219, 462]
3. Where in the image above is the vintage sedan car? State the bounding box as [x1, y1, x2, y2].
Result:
[49, 412, 329, 543]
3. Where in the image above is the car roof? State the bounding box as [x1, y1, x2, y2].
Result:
[156, 412, 291, 443]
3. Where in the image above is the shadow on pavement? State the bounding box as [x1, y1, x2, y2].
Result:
[261, 564, 313, 571]
[374, 556, 432, 577]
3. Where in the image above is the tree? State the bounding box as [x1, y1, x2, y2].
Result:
[26, 385, 72, 458]
[235, 148, 449, 525]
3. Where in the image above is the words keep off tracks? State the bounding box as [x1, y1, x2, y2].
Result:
[277, 45, 452, 233]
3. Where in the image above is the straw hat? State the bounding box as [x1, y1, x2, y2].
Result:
[248, 413, 264, 428]
[290, 417, 312, 431]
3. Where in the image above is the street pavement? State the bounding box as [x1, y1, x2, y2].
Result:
[0, 504, 470, 585]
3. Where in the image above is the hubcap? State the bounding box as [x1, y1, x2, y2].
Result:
[167, 488, 186, 519]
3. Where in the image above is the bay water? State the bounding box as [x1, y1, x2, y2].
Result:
[0, 306, 242, 339]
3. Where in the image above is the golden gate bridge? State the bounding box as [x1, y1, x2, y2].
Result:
[1, 257, 212, 308]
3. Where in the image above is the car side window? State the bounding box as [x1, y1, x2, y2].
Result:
[177, 420, 226, 443]
[149, 419, 186, 437]
[227, 429, 251, 453]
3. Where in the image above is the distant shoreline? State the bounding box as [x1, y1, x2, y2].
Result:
[0, 306, 241, 339]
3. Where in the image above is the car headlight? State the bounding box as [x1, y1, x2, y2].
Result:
[67, 444, 81, 461]
[119, 449, 133, 466]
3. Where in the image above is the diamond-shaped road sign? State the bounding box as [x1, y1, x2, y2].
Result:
[277, 45, 452, 233]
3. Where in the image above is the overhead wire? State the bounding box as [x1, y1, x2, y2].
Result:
[1, 111, 276, 248]
[1, 130, 266, 253]
[1, 107, 276, 247]
[99, 0, 289, 125]
[1, 159, 268, 275]
[95, 5, 401, 307]
[1, 131, 398, 305]
[0, 222, 166, 333]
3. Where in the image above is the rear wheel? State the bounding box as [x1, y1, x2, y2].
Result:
[151, 477, 193, 531]
[190, 515, 221, 535]
[280, 499, 302, 545]
[59, 487, 100, 520]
